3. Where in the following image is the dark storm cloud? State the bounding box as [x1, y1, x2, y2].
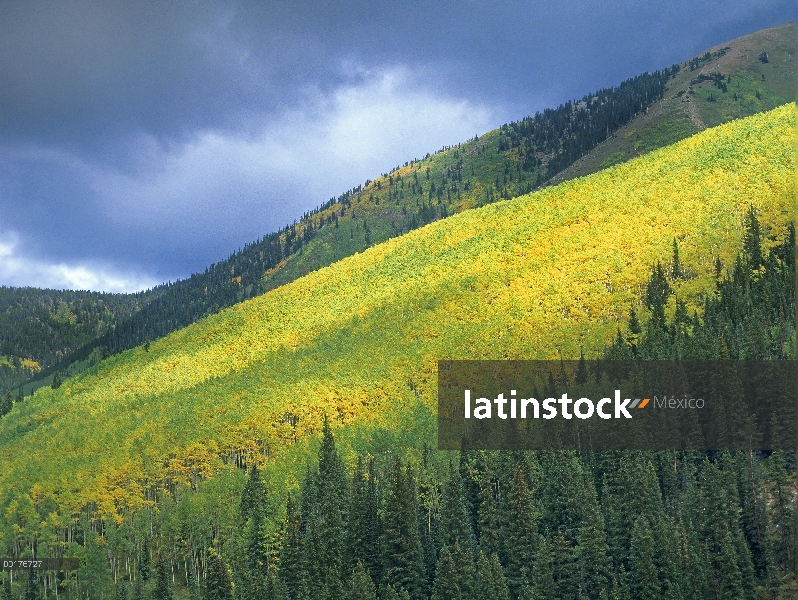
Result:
[0, 1, 792, 291]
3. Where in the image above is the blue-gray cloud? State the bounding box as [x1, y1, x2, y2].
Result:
[0, 0, 792, 291]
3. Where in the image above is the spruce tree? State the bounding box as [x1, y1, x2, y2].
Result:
[205, 550, 233, 600]
[531, 537, 556, 600]
[670, 238, 683, 279]
[152, 559, 175, 600]
[438, 460, 475, 552]
[138, 538, 151, 582]
[0, 389, 12, 417]
[474, 551, 509, 600]
[742, 205, 762, 269]
[500, 464, 538, 597]
[718, 531, 744, 600]
[628, 516, 661, 600]
[347, 562, 377, 600]
[279, 495, 304, 600]
[382, 457, 425, 599]
[430, 547, 460, 600]
[114, 581, 129, 600]
[240, 464, 267, 523]
[576, 482, 611, 599]
[476, 468, 500, 556]
[645, 262, 672, 328]
[551, 529, 578, 600]
[346, 457, 382, 578]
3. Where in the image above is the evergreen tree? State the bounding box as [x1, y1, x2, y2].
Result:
[347, 562, 377, 600]
[576, 482, 611, 599]
[24, 569, 40, 600]
[152, 559, 175, 600]
[438, 460, 475, 552]
[0, 576, 10, 600]
[742, 205, 762, 269]
[0, 389, 11, 417]
[265, 574, 288, 600]
[131, 578, 144, 600]
[240, 464, 267, 523]
[187, 564, 202, 600]
[114, 581, 129, 600]
[346, 457, 382, 578]
[474, 551, 509, 600]
[670, 238, 683, 279]
[476, 467, 500, 556]
[139, 538, 151, 582]
[551, 529, 579, 600]
[382, 457, 426, 599]
[531, 537, 556, 600]
[717, 531, 744, 600]
[430, 547, 460, 600]
[628, 516, 661, 600]
[646, 262, 673, 328]
[500, 463, 538, 597]
[279, 495, 304, 600]
[205, 550, 233, 600]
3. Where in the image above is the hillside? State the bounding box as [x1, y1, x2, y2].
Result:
[549, 22, 795, 185]
[0, 104, 793, 517]
[2, 24, 792, 395]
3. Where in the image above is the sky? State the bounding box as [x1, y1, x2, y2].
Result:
[0, 1, 793, 293]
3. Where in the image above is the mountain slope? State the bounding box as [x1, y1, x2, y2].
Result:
[0, 104, 793, 517]
[549, 21, 795, 185]
[3, 24, 792, 394]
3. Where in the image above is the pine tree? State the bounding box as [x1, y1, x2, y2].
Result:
[205, 550, 233, 600]
[114, 581, 129, 600]
[345, 457, 382, 578]
[241, 464, 270, 598]
[628, 516, 661, 600]
[531, 537, 556, 600]
[576, 482, 611, 599]
[0, 576, 10, 600]
[347, 562, 377, 600]
[742, 205, 762, 269]
[438, 460, 475, 552]
[430, 547, 460, 600]
[500, 464, 538, 597]
[240, 464, 267, 523]
[670, 238, 683, 279]
[0, 389, 11, 417]
[476, 468, 500, 556]
[717, 531, 744, 600]
[139, 538, 151, 582]
[474, 551, 509, 600]
[645, 262, 672, 328]
[152, 559, 175, 600]
[279, 495, 304, 600]
[382, 457, 426, 599]
[551, 529, 578, 600]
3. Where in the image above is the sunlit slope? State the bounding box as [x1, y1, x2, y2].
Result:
[0, 105, 793, 515]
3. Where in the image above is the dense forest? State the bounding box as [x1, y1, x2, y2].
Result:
[0, 288, 144, 392]
[0, 66, 679, 394]
[1, 212, 794, 599]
